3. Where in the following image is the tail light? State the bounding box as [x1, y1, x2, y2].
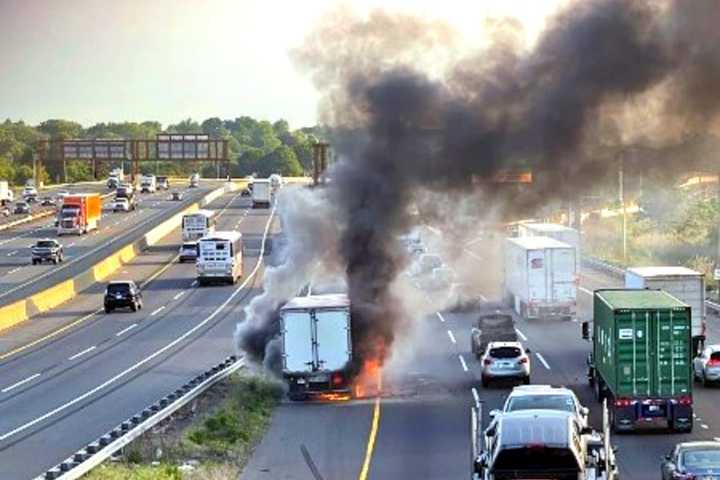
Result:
[678, 395, 693, 406]
[707, 359, 720, 367]
[672, 473, 696, 480]
[483, 358, 493, 366]
[331, 372, 344, 386]
[614, 397, 633, 408]
[518, 357, 528, 364]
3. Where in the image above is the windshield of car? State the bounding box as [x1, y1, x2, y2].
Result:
[60, 208, 79, 217]
[36, 241, 55, 248]
[107, 284, 131, 295]
[182, 243, 198, 251]
[492, 447, 579, 472]
[489, 347, 521, 359]
[507, 394, 576, 413]
[681, 449, 720, 469]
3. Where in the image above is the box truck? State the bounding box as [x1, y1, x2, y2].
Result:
[585, 289, 693, 433]
[280, 293, 352, 400]
[57, 193, 102, 235]
[0, 181, 13, 205]
[625, 266, 706, 354]
[504, 236, 577, 320]
[518, 222, 581, 263]
[251, 178, 271, 208]
[140, 175, 156, 193]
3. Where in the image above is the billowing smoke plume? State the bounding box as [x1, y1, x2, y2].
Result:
[239, 0, 720, 370]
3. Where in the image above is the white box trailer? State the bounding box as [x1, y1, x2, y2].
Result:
[625, 266, 706, 351]
[517, 222, 581, 263]
[504, 236, 577, 320]
[251, 179, 271, 208]
[280, 293, 352, 400]
[0, 181, 13, 204]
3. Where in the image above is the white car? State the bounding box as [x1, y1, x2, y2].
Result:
[113, 198, 130, 212]
[22, 186, 38, 198]
[491, 385, 589, 428]
[693, 344, 720, 386]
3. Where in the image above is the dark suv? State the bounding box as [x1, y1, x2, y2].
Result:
[104, 281, 143, 313]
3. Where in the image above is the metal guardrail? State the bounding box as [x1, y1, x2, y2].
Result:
[38, 356, 245, 479]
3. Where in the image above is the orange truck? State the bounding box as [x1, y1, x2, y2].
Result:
[57, 193, 102, 235]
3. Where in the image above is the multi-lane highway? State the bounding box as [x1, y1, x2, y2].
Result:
[0, 187, 278, 479]
[0, 182, 221, 308]
[241, 230, 720, 480]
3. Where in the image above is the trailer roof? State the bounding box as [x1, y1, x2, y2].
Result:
[596, 289, 689, 309]
[627, 266, 701, 277]
[281, 293, 350, 310]
[522, 223, 577, 233]
[506, 236, 572, 250]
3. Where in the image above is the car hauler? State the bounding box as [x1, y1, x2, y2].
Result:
[504, 236, 577, 320]
[280, 293, 353, 401]
[585, 289, 693, 433]
[57, 193, 102, 235]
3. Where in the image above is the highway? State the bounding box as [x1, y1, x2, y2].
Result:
[241, 231, 720, 480]
[0, 188, 278, 479]
[0, 182, 221, 308]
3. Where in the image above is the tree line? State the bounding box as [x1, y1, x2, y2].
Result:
[0, 117, 322, 185]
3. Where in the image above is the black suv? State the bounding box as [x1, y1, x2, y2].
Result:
[104, 281, 143, 313]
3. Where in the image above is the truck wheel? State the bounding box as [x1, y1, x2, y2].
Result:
[52, 258, 58, 265]
[481, 376, 490, 388]
[105, 307, 112, 314]
[131, 303, 138, 312]
[523, 376, 531, 385]
[594, 379, 604, 402]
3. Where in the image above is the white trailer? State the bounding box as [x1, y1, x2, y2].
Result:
[251, 179, 271, 208]
[280, 293, 352, 400]
[140, 175, 156, 193]
[504, 236, 577, 320]
[625, 266, 706, 352]
[518, 222, 581, 263]
[0, 181, 13, 204]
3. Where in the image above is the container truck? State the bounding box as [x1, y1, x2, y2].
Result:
[625, 266, 706, 354]
[0, 181, 13, 205]
[57, 194, 102, 235]
[279, 293, 352, 400]
[504, 236, 577, 320]
[251, 179, 271, 208]
[518, 222, 581, 263]
[584, 289, 693, 433]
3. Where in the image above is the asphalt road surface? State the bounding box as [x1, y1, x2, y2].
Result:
[0, 187, 278, 479]
[242, 230, 720, 480]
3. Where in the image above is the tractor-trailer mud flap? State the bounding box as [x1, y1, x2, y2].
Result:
[612, 398, 693, 432]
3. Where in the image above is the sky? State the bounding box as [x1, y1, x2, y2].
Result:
[0, 0, 564, 129]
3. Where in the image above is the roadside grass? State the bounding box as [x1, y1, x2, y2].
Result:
[84, 374, 281, 479]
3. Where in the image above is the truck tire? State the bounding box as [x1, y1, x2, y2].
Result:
[481, 376, 490, 388]
[594, 377, 604, 402]
[523, 376, 530, 385]
[131, 302, 138, 312]
[105, 307, 112, 314]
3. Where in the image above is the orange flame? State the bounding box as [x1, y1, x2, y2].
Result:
[353, 358, 383, 399]
[314, 392, 352, 402]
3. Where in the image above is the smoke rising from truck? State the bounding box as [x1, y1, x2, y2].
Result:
[239, 0, 720, 371]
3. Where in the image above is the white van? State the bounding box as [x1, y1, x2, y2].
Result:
[196, 231, 243, 285]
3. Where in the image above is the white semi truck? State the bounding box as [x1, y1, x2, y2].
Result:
[0, 181, 14, 204]
[279, 293, 353, 400]
[251, 178, 272, 208]
[625, 266, 706, 353]
[504, 236, 577, 320]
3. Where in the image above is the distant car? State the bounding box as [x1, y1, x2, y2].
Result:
[1, 206, 9, 217]
[189, 173, 200, 188]
[493, 385, 589, 428]
[693, 344, 720, 386]
[118, 183, 133, 194]
[157, 176, 170, 190]
[179, 242, 198, 263]
[107, 177, 120, 189]
[24, 193, 38, 203]
[113, 198, 130, 212]
[13, 201, 30, 214]
[40, 197, 56, 207]
[170, 191, 184, 201]
[22, 186, 38, 198]
[104, 280, 143, 313]
[241, 186, 251, 196]
[662, 441, 720, 480]
[480, 341, 531, 387]
[31, 239, 64, 265]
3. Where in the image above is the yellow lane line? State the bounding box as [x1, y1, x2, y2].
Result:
[358, 378, 383, 480]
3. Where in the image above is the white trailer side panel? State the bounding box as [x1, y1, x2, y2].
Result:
[315, 309, 352, 371]
[282, 312, 315, 373]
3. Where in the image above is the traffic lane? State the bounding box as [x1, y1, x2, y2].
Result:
[0, 185, 217, 305]
[0, 213, 272, 477]
[0, 189, 251, 381]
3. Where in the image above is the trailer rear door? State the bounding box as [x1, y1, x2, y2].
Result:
[282, 312, 314, 373]
[550, 247, 576, 302]
[527, 248, 547, 302]
[315, 309, 351, 371]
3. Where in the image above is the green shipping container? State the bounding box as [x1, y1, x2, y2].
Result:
[593, 289, 692, 398]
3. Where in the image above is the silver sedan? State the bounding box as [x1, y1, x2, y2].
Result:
[693, 344, 720, 386]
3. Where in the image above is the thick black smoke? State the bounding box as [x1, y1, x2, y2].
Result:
[241, 0, 720, 369]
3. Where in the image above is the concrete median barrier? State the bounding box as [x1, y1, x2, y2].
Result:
[0, 183, 237, 335]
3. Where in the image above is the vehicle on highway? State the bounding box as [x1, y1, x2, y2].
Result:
[585, 289, 693, 433]
[0, 180, 14, 204]
[269, 173, 283, 191]
[661, 441, 720, 480]
[13, 201, 30, 214]
[55, 190, 70, 201]
[156, 176, 170, 190]
[517, 222, 581, 263]
[57, 193, 102, 235]
[106, 176, 119, 189]
[104, 280, 143, 313]
[31, 239, 64, 265]
[473, 408, 617, 480]
[179, 241, 199, 263]
[196, 231, 243, 285]
[170, 190, 183, 201]
[626, 266, 706, 354]
[504, 236, 577, 321]
[40, 196, 56, 207]
[242, 176, 254, 196]
[115, 185, 137, 210]
[279, 293, 352, 400]
[113, 197, 130, 212]
[471, 313, 517, 358]
[182, 209, 216, 241]
[479, 341, 530, 387]
[493, 385, 590, 428]
[189, 173, 200, 188]
[252, 178, 272, 208]
[140, 174, 157, 193]
[1, 206, 9, 216]
[693, 344, 720, 386]
[22, 184, 38, 198]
